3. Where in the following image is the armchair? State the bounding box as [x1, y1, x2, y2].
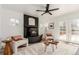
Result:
[42, 32, 54, 40]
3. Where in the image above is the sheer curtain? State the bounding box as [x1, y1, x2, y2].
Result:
[59, 20, 79, 44]
[70, 20, 79, 43]
[59, 21, 66, 41]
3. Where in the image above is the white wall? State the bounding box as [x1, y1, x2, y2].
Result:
[39, 14, 55, 35]
[38, 14, 61, 39]
[0, 5, 2, 39]
[0, 7, 23, 39]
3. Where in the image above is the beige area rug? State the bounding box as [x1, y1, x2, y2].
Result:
[13, 41, 79, 55]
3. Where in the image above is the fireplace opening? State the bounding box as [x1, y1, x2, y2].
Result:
[27, 27, 38, 37]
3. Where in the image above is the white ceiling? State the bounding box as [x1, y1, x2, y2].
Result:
[1, 4, 79, 17]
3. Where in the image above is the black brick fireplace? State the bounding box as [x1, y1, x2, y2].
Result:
[24, 14, 41, 43]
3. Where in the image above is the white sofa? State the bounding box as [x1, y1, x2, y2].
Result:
[11, 36, 28, 53]
[0, 41, 3, 52]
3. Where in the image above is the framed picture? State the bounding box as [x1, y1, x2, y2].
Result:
[28, 18, 35, 25]
[48, 23, 54, 29]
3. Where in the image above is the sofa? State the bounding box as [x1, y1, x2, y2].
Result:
[11, 35, 28, 53]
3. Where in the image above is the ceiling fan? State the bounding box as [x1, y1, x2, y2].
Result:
[36, 4, 59, 15]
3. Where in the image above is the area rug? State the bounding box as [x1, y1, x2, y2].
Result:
[13, 41, 79, 55]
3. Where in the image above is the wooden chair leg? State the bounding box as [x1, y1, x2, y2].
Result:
[56, 45, 57, 49]
[44, 45, 47, 52]
[52, 45, 54, 52]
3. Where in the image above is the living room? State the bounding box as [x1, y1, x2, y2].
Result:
[0, 4, 79, 55]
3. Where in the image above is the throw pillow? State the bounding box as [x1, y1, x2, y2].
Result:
[11, 35, 23, 41]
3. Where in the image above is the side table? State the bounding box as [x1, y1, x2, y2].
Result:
[2, 40, 13, 55]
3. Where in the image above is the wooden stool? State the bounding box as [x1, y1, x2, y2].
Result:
[3, 40, 13, 55]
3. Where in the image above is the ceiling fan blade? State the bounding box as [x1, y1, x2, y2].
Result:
[41, 12, 46, 15]
[49, 8, 59, 11]
[36, 10, 45, 12]
[48, 12, 52, 15]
